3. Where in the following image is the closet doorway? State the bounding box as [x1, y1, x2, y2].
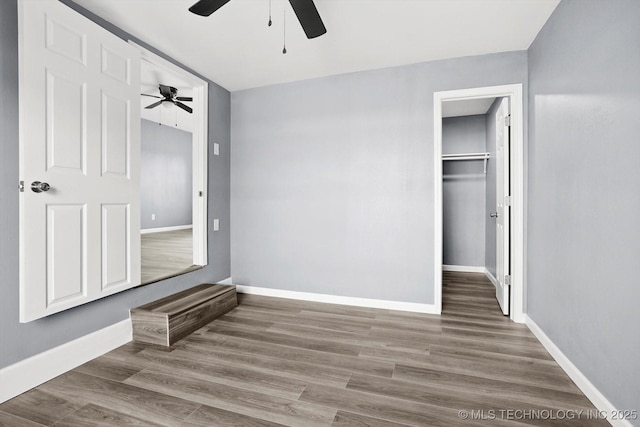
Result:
[434, 84, 524, 323]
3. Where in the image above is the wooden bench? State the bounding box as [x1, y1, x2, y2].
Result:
[130, 283, 237, 346]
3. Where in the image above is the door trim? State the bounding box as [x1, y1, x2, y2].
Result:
[433, 84, 524, 323]
[130, 42, 209, 267]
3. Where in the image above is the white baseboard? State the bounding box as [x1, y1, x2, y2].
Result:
[0, 319, 132, 404]
[484, 268, 499, 288]
[442, 265, 486, 273]
[140, 224, 193, 234]
[524, 315, 630, 427]
[235, 285, 439, 314]
[217, 277, 233, 285]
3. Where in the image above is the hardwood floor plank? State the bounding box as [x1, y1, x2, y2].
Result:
[345, 373, 606, 426]
[238, 294, 378, 319]
[38, 371, 199, 427]
[129, 348, 308, 400]
[0, 410, 46, 427]
[182, 405, 285, 427]
[207, 323, 363, 356]
[227, 307, 372, 334]
[0, 388, 80, 426]
[300, 383, 507, 427]
[368, 316, 444, 335]
[419, 354, 581, 393]
[75, 355, 143, 382]
[440, 326, 541, 345]
[297, 310, 380, 328]
[358, 346, 431, 366]
[440, 311, 517, 326]
[179, 332, 394, 378]
[429, 344, 558, 371]
[54, 403, 164, 426]
[215, 313, 274, 329]
[439, 318, 532, 336]
[266, 322, 429, 353]
[124, 368, 337, 427]
[369, 327, 553, 360]
[168, 346, 352, 387]
[392, 364, 595, 411]
[331, 410, 412, 427]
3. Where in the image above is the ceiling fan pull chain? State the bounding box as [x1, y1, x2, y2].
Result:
[268, 0, 272, 26]
[282, 8, 287, 54]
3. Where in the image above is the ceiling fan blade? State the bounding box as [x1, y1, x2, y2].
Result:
[142, 93, 162, 98]
[288, 0, 326, 39]
[176, 97, 193, 102]
[189, 0, 231, 16]
[175, 101, 193, 114]
[145, 100, 164, 109]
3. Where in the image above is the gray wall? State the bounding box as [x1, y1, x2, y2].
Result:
[442, 115, 486, 267]
[141, 119, 192, 229]
[484, 98, 501, 278]
[0, 0, 230, 369]
[231, 51, 527, 304]
[528, 0, 640, 416]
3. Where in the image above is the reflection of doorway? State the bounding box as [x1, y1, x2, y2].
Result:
[434, 84, 524, 323]
[133, 43, 209, 284]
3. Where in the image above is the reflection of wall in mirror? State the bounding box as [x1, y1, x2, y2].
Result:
[140, 119, 193, 229]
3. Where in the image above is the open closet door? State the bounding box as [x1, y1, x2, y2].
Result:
[495, 98, 511, 315]
[19, 0, 141, 322]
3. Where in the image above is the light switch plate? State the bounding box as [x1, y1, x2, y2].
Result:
[213, 219, 219, 231]
[213, 143, 219, 156]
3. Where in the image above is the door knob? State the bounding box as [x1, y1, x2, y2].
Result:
[31, 181, 51, 193]
[490, 212, 498, 218]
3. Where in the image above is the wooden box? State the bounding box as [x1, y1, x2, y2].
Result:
[130, 284, 237, 346]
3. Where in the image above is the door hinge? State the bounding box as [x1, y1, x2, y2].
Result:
[505, 195, 512, 206]
[505, 275, 512, 286]
[505, 115, 511, 127]
[19, 181, 24, 192]
[199, 191, 203, 197]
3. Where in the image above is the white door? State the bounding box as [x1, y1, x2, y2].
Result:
[19, 0, 141, 322]
[495, 98, 511, 315]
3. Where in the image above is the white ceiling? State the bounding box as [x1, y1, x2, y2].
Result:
[442, 98, 496, 118]
[74, 0, 560, 92]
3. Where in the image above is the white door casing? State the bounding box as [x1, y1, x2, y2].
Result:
[434, 84, 524, 323]
[495, 98, 511, 315]
[19, 0, 141, 322]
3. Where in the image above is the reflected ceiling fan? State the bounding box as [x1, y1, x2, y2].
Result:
[189, 0, 327, 39]
[142, 84, 193, 113]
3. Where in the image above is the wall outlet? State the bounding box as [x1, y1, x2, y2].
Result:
[213, 219, 219, 231]
[151, 214, 155, 221]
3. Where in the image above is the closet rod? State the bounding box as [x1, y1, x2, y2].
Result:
[442, 152, 490, 173]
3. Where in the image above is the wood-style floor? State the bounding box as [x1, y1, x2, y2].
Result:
[0, 272, 606, 426]
[141, 229, 196, 284]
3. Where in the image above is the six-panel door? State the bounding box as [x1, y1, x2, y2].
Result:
[19, 0, 141, 322]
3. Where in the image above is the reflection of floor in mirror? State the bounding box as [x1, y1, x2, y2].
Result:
[141, 228, 195, 284]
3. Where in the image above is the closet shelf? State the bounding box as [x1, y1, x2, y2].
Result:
[442, 152, 490, 173]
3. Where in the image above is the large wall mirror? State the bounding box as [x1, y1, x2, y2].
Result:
[137, 44, 209, 285]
